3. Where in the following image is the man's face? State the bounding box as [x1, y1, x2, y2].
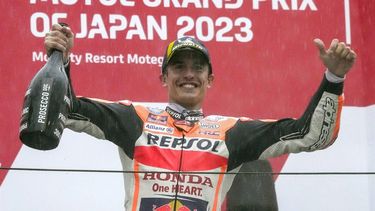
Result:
[161, 50, 214, 110]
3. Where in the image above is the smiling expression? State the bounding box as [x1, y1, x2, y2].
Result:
[161, 49, 214, 110]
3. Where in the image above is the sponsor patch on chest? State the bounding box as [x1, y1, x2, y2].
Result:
[144, 123, 174, 134]
[147, 114, 168, 125]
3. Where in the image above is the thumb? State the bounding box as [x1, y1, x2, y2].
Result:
[313, 38, 326, 56]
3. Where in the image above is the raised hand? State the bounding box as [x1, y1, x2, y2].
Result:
[44, 23, 74, 63]
[314, 38, 356, 77]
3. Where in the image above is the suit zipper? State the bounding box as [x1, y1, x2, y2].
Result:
[173, 133, 185, 211]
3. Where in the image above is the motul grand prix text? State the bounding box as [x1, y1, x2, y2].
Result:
[29, 0, 320, 66]
[29, 0, 319, 42]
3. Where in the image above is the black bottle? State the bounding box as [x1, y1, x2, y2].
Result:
[19, 51, 70, 150]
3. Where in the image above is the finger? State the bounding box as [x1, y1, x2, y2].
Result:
[48, 36, 68, 48]
[48, 30, 69, 43]
[61, 26, 74, 38]
[45, 40, 66, 53]
[46, 37, 68, 49]
[45, 35, 68, 51]
[313, 38, 326, 55]
[346, 50, 357, 61]
[335, 42, 346, 55]
[45, 31, 64, 56]
[340, 47, 350, 58]
[50, 23, 73, 39]
[328, 38, 339, 52]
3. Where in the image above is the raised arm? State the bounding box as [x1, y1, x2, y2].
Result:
[43, 24, 142, 152]
[226, 39, 357, 169]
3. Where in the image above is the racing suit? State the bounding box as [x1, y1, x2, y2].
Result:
[65, 66, 344, 211]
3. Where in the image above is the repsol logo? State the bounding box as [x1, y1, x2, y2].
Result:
[38, 91, 50, 124]
[147, 133, 220, 152]
[311, 97, 336, 150]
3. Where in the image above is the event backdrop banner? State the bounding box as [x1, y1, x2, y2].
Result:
[0, 1, 374, 211]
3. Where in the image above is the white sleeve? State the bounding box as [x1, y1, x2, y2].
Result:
[325, 69, 346, 83]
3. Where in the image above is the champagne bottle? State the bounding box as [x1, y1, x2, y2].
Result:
[19, 51, 70, 150]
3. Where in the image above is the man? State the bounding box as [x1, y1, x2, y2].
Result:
[44, 23, 356, 210]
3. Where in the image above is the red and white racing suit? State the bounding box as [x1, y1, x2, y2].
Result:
[65, 70, 344, 211]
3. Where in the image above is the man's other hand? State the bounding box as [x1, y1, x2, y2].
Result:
[314, 38, 357, 77]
